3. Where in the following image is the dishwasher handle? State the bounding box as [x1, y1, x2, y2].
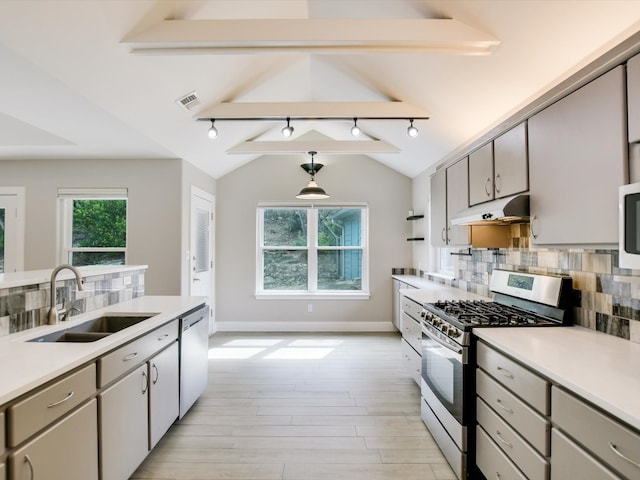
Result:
[182, 310, 207, 331]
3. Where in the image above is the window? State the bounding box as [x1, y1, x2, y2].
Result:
[58, 188, 128, 266]
[437, 247, 456, 277]
[257, 205, 368, 297]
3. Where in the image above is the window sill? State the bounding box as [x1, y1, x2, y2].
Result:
[426, 272, 455, 281]
[255, 292, 370, 300]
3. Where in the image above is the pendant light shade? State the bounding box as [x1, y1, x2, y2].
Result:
[296, 151, 330, 199]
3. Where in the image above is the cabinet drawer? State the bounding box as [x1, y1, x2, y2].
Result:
[401, 313, 422, 353]
[401, 339, 421, 385]
[476, 368, 550, 455]
[552, 386, 640, 479]
[7, 363, 96, 447]
[9, 399, 98, 480]
[476, 425, 527, 480]
[477, 398, 549, 480]
[401, 296, 423, 320]
[98, 319, 178, 387]
[551, 429, 621, 480]
[477, 341, 549, 414]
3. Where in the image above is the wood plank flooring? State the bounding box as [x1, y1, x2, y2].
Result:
[132, 332, 456, 480]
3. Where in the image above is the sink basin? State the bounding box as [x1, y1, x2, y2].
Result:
[28, 314, 156, 343]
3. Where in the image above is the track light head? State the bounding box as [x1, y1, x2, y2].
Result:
[351, 118, 361, 136]
[407, 119, 419, 138]
[207, 119, 218, 139]
[281, 117, 294, 137]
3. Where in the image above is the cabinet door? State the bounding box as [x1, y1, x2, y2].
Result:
[9, 400, 98, 480]
[628, 52, 640, 143]
[430, 169, 448, 246]
[0, 462, 4, 480]
[99, 364, 149, 480]
[528, 66, 627, 244]
[551, 429, 620, 480]
[469, 142, 494, 205]
[446, 157, 471, 245]
[149, 342, 179, 449]
[494, 122, 528, 198]
[392, 279, 402, 331]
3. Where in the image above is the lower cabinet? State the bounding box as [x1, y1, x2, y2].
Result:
[551, 429, 620, 480]
[8, 399, 98, 480]
[0, 462, 5, 480]
[99, 364, 149, 480]
[401, 337, 421, 385]
[149, 341, 180, 449]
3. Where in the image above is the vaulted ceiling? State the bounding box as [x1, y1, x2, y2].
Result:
[1, 0, 640, 179]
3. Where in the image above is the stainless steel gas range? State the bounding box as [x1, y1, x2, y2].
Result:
[419, 269, 573, 480]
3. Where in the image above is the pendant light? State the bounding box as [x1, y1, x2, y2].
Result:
[296, 151, 330, 200]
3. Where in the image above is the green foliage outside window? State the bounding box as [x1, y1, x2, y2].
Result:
[71, 199, 126, 266]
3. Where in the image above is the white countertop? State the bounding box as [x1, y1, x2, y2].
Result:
[0, 295, 206, 406]
[0, 265, 148, 289]
[397, 278, 490, 304]
[475, 327, 640, 432]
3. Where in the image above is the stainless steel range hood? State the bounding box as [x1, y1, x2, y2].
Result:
[450, 194, 530, 226]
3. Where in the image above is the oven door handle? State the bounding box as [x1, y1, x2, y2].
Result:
[422, 326, 463, 355]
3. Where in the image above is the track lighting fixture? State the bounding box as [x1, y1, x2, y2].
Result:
[350, 118, 361, 136]
[407, 119, 419, 138]
[296, 151, 330, 200]
[207, 119, 218, 139]
[281, 117, 294, 137]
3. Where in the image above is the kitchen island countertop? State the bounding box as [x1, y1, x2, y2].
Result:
[0, 295, 206, 406]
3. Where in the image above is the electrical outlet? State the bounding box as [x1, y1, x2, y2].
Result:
[307, 304, 313, 313]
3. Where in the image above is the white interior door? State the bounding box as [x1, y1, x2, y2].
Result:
[190, 187, 215, 333]
[0, 188, 25, 273]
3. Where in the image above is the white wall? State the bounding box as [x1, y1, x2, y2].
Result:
[0, 158, 202, 295]
[411, 168, 432, 273]
[216, 153, 412, 330]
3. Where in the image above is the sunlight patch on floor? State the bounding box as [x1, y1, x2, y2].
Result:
[208, 347, 266, 359]
[264, 347, 334, 360]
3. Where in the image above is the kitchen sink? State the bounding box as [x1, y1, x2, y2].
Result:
[28, 313, 157, 343]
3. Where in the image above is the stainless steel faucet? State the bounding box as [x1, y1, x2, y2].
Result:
[47, 264, 84, 325]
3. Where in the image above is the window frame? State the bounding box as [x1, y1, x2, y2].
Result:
[57, 188, 128, 266]
[256, 203, 369, 299]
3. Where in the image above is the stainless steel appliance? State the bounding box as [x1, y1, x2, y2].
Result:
[619, 182, 640, 269]
[179, 304, 210, 418]
[419, 270, 573, 479]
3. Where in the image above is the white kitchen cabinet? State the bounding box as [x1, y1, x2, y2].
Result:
[393, 279, 417, 332]
[528, 65, 627, 245]
[493, 122, 528, 199]
[1, 411, 4, 453]
[469, 142, 494, 205]
[0, 462, 4, 480]
[400, 295, 423, 385]
[430, 158, 470, 246]
[627, 52, 640, 143]
[149, 341, 180, 449]
[551, 429, 620, 480]
[99, 364, 149, 480]
[8, 400, 98, 480]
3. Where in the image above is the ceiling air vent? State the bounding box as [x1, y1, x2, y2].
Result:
[175, 91, 200, 111]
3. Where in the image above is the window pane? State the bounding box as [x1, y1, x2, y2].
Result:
[72, 199, 127, 248]
[195, 208, 210, 273]
[264, 250, 308, 290]
[263, 209, 307, 246]
[70, 251, 126, 266]
[318, 208, 361, 246]
[318, 250, 362, 290]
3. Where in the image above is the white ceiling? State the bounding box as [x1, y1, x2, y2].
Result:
[1, 0, 640, 179]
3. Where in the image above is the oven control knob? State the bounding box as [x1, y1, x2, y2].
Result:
[449, 328, 461, 338]
[420, 309, 426, 318]
[433, 318, 441, 327]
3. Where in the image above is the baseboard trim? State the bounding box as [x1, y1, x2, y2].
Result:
[215, 321, 397, 333]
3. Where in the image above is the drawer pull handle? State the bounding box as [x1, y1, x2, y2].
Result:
[158, 333, 169, 341]
[123, 352, 138, 362]
[609, 442, 640, 469]
[495, 430, 513, 448]
[496, 398, 514, 414]
[496, 366, 514, 379]
[47, 391, 74, 408]
[24, 454, 34, 480]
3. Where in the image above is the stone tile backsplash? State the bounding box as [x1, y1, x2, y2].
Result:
[0, 268, 145, 337]
[422, 224, 640, 344]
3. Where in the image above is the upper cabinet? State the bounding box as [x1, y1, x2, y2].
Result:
[528, 66, 627, 245]
[493, 122, 529, 199]
[430, 158, 470, 246]
[627, 52, 640, 143]
[469, 123, 528, 207]
[469, 142, 494, 205]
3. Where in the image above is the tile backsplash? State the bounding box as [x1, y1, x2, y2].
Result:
[423, 224, 640, 344]
[0, 268, 145, 337]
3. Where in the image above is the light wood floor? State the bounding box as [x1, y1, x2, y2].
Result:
[132, 332, 455, 480]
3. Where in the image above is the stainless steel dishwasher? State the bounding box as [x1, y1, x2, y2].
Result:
[179, 304, 209, 418]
